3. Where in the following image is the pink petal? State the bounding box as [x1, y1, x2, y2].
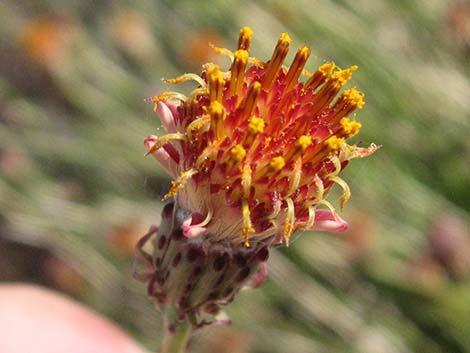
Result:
[309, 209, 349, 233]
[156, 101, 177, 133]
[181, 217, 207, 238]
[144, 135, 178, 176]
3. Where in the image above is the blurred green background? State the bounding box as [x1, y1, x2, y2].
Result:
[1, 0, 469, 352]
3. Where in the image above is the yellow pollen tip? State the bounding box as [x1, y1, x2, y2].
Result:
[242, 199, 254, 246]
[207, 65, 224, 85]
[248, 116, 265, 134]
[342, 87, 365, 109]
[234, 49, 249, 64]
[340, 117, 362, 137]
[163, 169, 198, 200]
[231, 144, 246, 161]
[319, 62, 336, 77]
[331, 65, 358, 86]
[299, 46, 310, 57]
[209, 100, 224, 115]
[238, 26, 254, 50]
[279, 32, 292, 45]
[269, 156, 286, 171]
[324, 136, 345, 152]
[297, 135, 312, 151]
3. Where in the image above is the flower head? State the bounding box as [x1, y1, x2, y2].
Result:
[145, 27, 378, 247]
[137, 27, 379, 331]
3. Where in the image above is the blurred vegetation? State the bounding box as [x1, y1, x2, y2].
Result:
[0, 0, 469, 352]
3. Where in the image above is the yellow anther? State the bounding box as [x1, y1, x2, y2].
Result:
[238, 26, 254, 50]
[330, 176, 351, 210]
[340, 117, 362, 137]
[163, 169, 198, 200]
[234, 49, 249, 64]
[207, 65, 225, 102]
[152, 92, 187, 106]
[231, 144, 246, 162]
[284, 198, 295, 246]
[318, 62, 336, 77]
[331, 65, 358, 87]
[241, 164, 252, 198]
[286, 158, 302, 197]
[163, 73, 206, 88]
[324, 136, 345, 152]
[186, 116, 210, 141]
[209, 43, 234, 61]
[229, 49, 249, 97]
[269, 156, 286, 171]
[209, 100, 224, 115]
[279, 32, 292, 44]
[209, 101, 225, 139]
[297, 135, 312, 151]
[145, 132, 185, 156]
[195, 140, 222, 168]
[305, 62, 336, 91]
[242, 199, 254, 247]
[284, 46, 311, 92]
[248, 116, 265, 134]
[262, 32, 291, 90]
[342, 87, 365, 109]
[239, 81, 261, 121]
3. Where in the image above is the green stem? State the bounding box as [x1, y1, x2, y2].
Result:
[159, 316, 192, 353]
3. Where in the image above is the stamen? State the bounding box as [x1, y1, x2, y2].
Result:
[209, 43, 234, 61]
[209, 101, 225, 139]
[341, 87, 365, 109]
[163, 168, 198, 200]
[269, 156, 285, 171]
[242, 199, 254, 247]
[339, 117, 362, 137]
[305, 62, 335, 90]
[324, 136, 344, 152]
[329, 176, 351, 210]
[163, 73, 206, 88]
[145, 132, 185, 156]
[319, 62, 336, 76]
[230, 144, 246, 162]
[238, 26, 253, 50]
[284, 46, 311, 92]
[286, 158, 302, 197]
[297, 135, 312, 152]
[195, 140, 222, 168]
[268, 197, 282, 220]
[186, 116, 210, 141]
[323, 155, 342, 180]
[284, 135, 312, 163]
[229, 49, 249, 98]
[254, 156, 284, 184]
[247, 116, 265, 134]
[305, 174, 325, 206]
[207, 65, 225, 102]
[241, 164, 252, 198]
[284, 198, 295, 245]
[238, 81, 261, 122]
[152, 92, 187, 109]
[262, 33, 291, 90]
[188, 87, 209, 102]
[306, 206, 316, 229]
[330, 65, 358, 88]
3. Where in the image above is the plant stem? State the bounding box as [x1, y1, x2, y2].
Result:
[159, 316, 191, 353]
